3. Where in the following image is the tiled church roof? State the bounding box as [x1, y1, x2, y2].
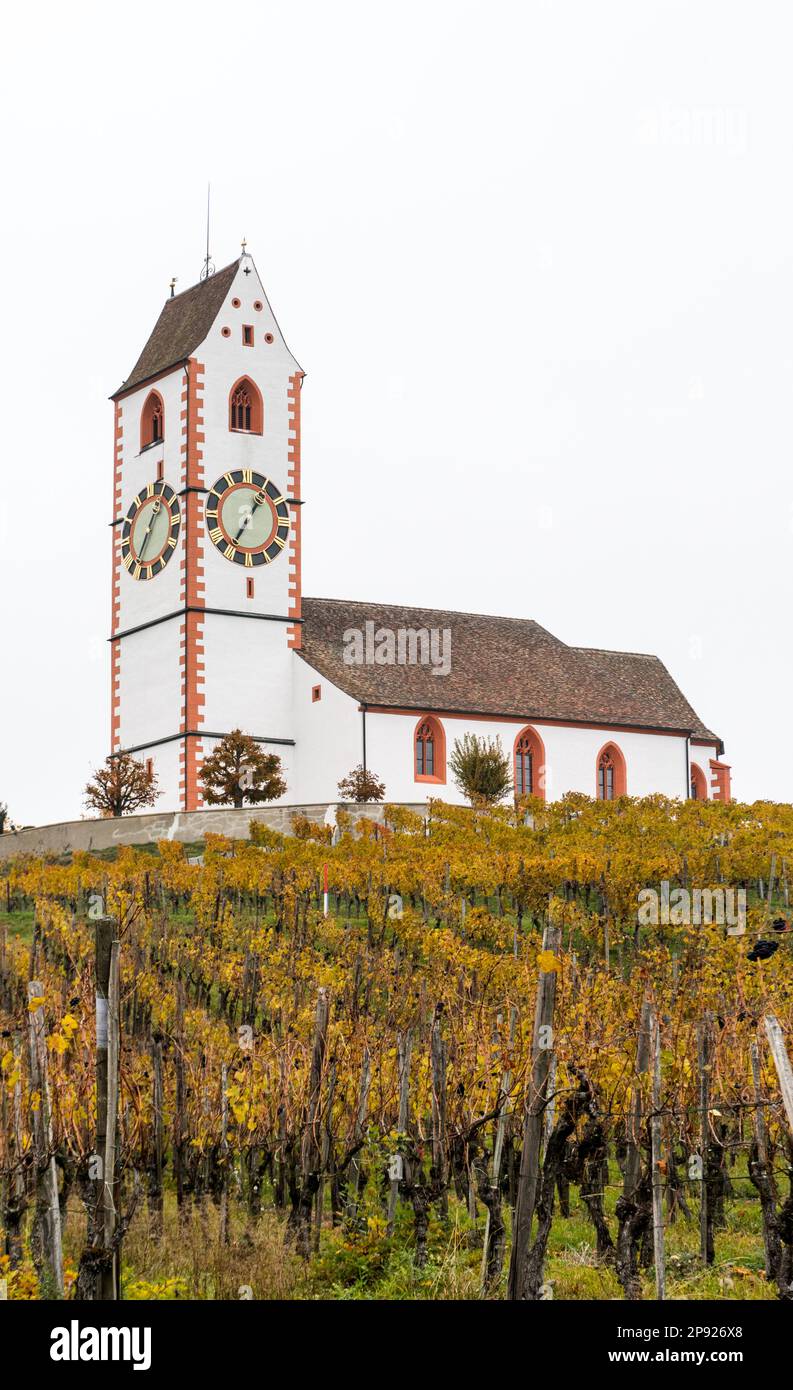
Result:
[112, 260, 240, 397]
[299, 596, 722, 749]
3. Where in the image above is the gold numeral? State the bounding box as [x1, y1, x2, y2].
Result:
[209, 527, 223, 544]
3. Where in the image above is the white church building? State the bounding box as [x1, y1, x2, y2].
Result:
[110, 252, 731, 811]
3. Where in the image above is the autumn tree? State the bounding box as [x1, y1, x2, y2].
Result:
[337, 765, 386, 802]
[200, 729, 287, 808]
[449, 733, 512, 806]
[84, 752, 159, 818]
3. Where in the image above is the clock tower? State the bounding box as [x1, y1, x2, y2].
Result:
[110, 251, 303, 811]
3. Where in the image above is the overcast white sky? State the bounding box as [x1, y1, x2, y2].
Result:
[0, 0, 790, 824]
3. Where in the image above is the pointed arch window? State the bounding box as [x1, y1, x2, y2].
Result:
[414, 715, 446, 784]
[140, 390, 164, 449]
[596, 742, 627, 800]
[690, 762, 707, 800]
[513, 725, 546, 800]
[229, 376, 263, 434]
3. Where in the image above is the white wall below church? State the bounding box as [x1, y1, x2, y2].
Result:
[131, 739, 182, 812]
[291, 659, 363, 803]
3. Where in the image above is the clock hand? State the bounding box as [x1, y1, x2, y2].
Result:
[234, 491, 266, 543]
[137, 500, 161, 561]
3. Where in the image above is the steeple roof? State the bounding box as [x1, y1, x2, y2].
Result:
[112, 259, 240, 398]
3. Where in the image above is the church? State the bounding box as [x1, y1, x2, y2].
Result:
[110, 251, 731, 812]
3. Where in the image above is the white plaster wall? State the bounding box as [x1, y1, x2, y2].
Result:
[291, 658, 364, 803]
[201, 612, 295, 738]
[123, 739, 181, 812]
[117, 620, 182, 750]
[363, 712, 692, 805]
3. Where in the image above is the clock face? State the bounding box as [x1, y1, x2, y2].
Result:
[121, 482, 180, 580]
[205, 469, 290, 566]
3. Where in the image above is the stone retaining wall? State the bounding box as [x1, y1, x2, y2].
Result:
[0, 803, 427, 861]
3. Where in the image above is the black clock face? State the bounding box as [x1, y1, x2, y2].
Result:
[121, 481, 180, 580]
[205, 469, 290, 566]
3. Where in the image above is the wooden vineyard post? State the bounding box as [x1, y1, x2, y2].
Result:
[93, 919, 121, 1299]
[1, 1034, 27, 1268]
[107, 936, 121, 1295]
[480, 1004, 517, 1296]
[613, 997, 652, 1301]
[625, 999, 652, 1197]
[750, 1041, 774, 1278]
[0, 922, 7, 1010]
[297, 987, 330, 1258]
[387, 1029, 412, 1235]
[507, 919, 561, 1301]
[750, 1018, 793, 1298]
[313, 1057, 337, 1252]
[430, 1003, 448, 1215]
[26, 981, 64, 1296]
[219, 1062, 230, 1245]
[150, 1035, 164, 1237]
[650, 1009, 665, 1300]
[697, 1014, 713, 1266]
[346, 1046, 371, 1224]
[763, 1014, 793, 1135]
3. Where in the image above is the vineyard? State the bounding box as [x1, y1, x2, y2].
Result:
[1, 794, 792, 1303]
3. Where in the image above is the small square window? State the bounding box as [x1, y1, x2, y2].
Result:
[145, 757, 154, 778]
[242, 325, 254, 346]
[156, 459, 164, 481]
[312, 684, 321, 703]
[246, 577, 254, 599]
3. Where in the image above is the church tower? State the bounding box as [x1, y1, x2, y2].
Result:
[110, 251, 303, 810]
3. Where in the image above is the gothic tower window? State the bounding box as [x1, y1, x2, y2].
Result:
[229, 376, 263, 434]
[414, 715, 445, 783]
[140, 390, 164, 448]
[514, 725, 546, 800]
[596, 742, 626, 800]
